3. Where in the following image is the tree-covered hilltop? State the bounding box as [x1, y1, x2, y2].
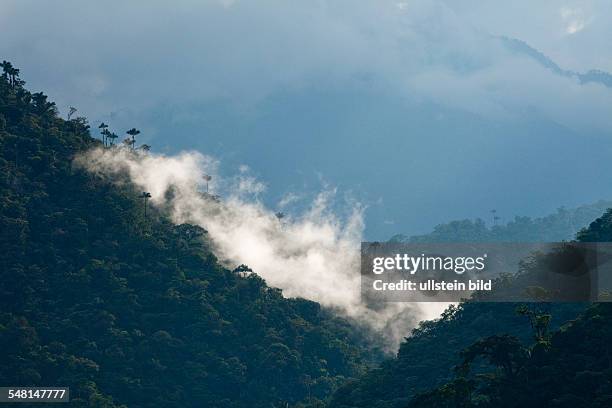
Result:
[329, 211, 612, 408]
[390, 202, 612, 243]
[328, 302, 585, 408]
[405, 302, 612, 407]
[0, 62, 371, 407]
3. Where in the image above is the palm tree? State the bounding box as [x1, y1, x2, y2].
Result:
[1, 61, 12, 83]
[140, 192, 152, 219]
[275, 212, 285, 229]
[1, 61, 21, 87]
[98, 122, 109, 146]
[126, 128, 140, 151]
[102, 129, 111, 147]
[203, 174, 212, 193]
[108, 132, 119, 147]
[140, 144, 151, 152]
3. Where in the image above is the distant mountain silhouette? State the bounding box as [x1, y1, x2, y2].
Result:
[499, 36, 612, 88]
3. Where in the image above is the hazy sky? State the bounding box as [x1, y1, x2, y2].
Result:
[2, 0, 611, 115]
[2, 0, 612, 238]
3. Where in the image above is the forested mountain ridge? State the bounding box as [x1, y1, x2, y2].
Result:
[499, 36, 612, 88]
[329, 302, 585, 408]
[406, 289, 612, 405]
[391, 201, 612, 244]
[0, 62, 369, 407]
[330, 211, 612, 408]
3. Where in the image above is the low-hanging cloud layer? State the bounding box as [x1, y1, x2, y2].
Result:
[77, 146, 448, 349]
[2, 0, 612, 134]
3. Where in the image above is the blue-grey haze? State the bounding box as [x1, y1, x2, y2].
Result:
[2, 0, 612, 239]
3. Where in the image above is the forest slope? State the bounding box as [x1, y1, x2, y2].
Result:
[0, 63, 368, 408]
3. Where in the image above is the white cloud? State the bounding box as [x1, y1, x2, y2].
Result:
[560, 6, 589, 34]
[77, 146, 448, 349]
[278, 192, 302, 209]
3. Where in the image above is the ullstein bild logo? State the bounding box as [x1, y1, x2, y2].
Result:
[360, 242, 612, 303]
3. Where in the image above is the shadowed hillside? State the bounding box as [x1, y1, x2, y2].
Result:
[0, 62, 372, 408]
[329, 211, 612, 408]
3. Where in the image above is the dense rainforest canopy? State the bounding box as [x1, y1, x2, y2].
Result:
[0, 62, 372, 407]
[329, 208, 612, 408]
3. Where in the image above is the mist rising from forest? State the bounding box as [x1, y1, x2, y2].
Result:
[77, 147, 448, 350]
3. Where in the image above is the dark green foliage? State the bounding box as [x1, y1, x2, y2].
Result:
[576, 208, 612, 242]
[328, 302, 583, 408]
[407, 303, 612, 408]
[329, 209, 612, 408]
[332, 211, 612, 408]
[0, 64, 368, 407]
